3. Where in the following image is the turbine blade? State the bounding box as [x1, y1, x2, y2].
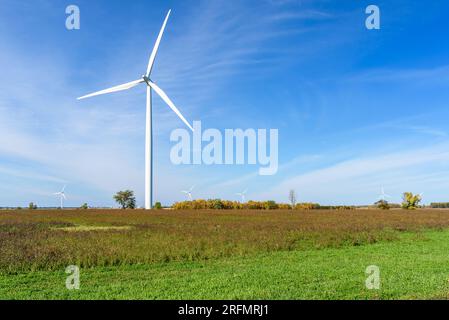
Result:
[77, 79, 144, 100]
[61, 185, 66, 192]
[148, 81, 194, 131]
[62, 194, 67, 199]
[146, 10, 171, 76]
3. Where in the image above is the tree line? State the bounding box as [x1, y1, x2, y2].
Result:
[15, 190, 431, 211]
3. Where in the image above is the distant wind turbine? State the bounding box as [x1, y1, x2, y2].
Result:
[236, 189, 248, 203]
[378, 187, 391, 201]
[54, 185, 67, 209]
[77, 9, 194, 209]
[181, 185, 195, 201]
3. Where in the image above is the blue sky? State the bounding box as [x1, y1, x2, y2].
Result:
[1, 0, 449, 207]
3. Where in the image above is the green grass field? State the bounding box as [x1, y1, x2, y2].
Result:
[2, 209, 449, 299]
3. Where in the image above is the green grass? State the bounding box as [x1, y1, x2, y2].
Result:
[2, 229, 449, 299]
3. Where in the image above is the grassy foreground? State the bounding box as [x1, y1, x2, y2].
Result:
[2, 209, 449, 299]
[2, 230, 449, 299]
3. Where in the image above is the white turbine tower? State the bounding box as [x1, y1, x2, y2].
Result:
[378, 187, 391, 201]
[181, 185, 195, 201]
[77, 10, 193, 209]
[236, 189, 248, 203]
[54, 185, 67, 209]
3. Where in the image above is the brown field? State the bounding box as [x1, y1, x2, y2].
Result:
[2, 209, 449, 274]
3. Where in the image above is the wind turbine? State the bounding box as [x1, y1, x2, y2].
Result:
[77, 10, 193, 209]
[236, 189, 248, 203]
[54, 185, 67, 209]
[181, 185, 195, 201]
[378, 187, 391, 201]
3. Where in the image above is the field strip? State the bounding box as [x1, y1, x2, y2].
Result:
[1, 229, 449, 299]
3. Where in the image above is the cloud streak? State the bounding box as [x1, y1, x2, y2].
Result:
[258, 142, 449, 205]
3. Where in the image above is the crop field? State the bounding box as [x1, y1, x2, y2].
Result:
[2, 209, 449, 299]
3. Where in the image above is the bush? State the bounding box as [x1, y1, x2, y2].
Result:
[278, 203, 291, 210]
[264, 201, 279, 210]
[154, 202, 162, 209]
[335, 206, 355, 210]
[211, 199, 224, 210]
[295, 203, 321, 210]
[402, 192, 422, 210]
[171, 200, 323, 210]
[245, 201, 262, 210]
[375, 200, 390, 210]
[80, 203, 88, 210]
[28, 202, 37, 210]
[430, 202, 449, 208]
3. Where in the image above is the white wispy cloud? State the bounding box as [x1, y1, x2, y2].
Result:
[258, 142, 449, 205]
[345, 65, 449, 85]
[267, 10, 333, 22]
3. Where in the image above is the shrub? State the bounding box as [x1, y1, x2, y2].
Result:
[402, 192, 422, 210]
[278, 203, 291, 210]
[264, 201, 278, 210]
[171, 200, 324, 210]
[247, 201, 263, 210]
[295, 203, 320, 210]
[375, 200, 390, 210]
[430, 202, 449, 208]
[28, 202, 37, 210]
[335, 206, 355, 211]
[80, 202, 89, 210]
[80, 203, 88, 210]
[210, 199, 224, 210]
[154, 202, 162, 209]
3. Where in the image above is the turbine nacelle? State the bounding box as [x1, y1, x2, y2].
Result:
[142, 75, 152, 86]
